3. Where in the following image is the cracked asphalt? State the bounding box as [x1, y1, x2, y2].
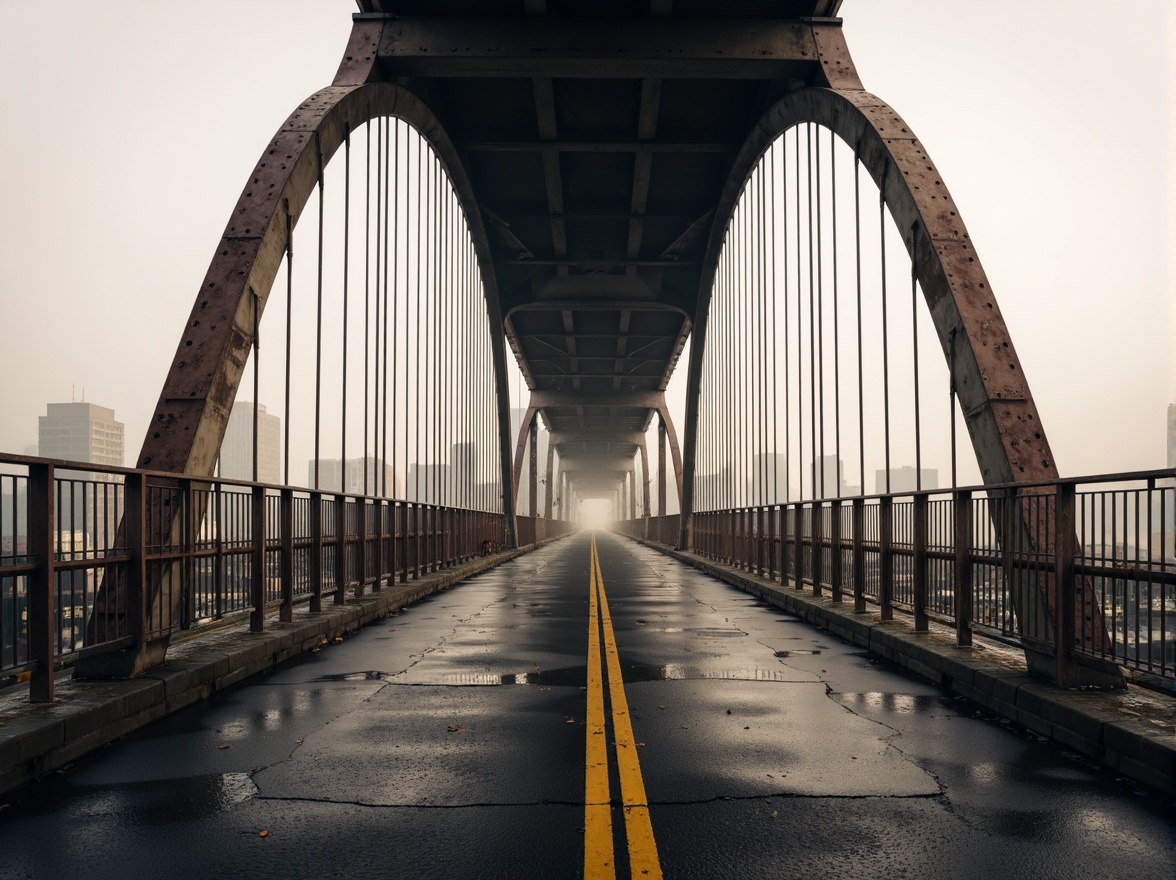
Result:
[0, 532, 1171, 878]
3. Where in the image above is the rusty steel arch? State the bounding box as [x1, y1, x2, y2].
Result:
[81, 82, 521, 676]
[677, 86, 1095, 681]
[682, 86, 1059, 530]
[140, 81, 517, 534]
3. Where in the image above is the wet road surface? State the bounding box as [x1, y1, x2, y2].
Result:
[0, 532, 1171, 878]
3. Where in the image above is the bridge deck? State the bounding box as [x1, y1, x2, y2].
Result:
[0, 533, 1171, 878]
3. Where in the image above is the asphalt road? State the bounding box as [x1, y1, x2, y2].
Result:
[0, 532, 1171, 879]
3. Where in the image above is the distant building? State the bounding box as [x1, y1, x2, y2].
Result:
[406, 463, 450, 503]
[813, 455, 846, 500]
[310, 457, 399, 497]
[749, 453, 788, 505]
[875, 466, 939, 495]
[37, 401, 124, 551]
[219, 401, 280, 484]
[38, 402, 124, 468]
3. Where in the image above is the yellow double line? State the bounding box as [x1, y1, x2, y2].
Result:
[585, 534, 662, 879]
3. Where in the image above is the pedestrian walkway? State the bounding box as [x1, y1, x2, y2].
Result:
[0, 533, 1171, 879]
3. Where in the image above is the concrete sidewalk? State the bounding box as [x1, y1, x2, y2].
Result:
[626, 536, 1176, 798]
[0, 543, 549, 796]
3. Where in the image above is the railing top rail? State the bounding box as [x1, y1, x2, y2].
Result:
[689, 467, 1174, 510]
[0, 452, 518, 515]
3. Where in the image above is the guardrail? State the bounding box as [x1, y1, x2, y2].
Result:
[616, 470, 1175, 686]
[0, 454, 566, 701]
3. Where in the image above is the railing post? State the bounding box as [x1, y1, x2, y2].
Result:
[179, 478, 193, 630]
[334, 494, 347, 604]
[879, 495, 894, 621]
[399, 502, 408, 583]
[213, 482, 224, 619]
[954, 489, 973, 646]
[249, 484, 265, 633]
[793, 502, 804, 590]
[852, 498, 865, 612]
[280, 488, 293, 622]
[372, 500, 383, 592]
[757, 507, 766, 576]
[309, 491, 323, 613]
[28, 463, 56, 702]
[913, 493, 928, 632]
[357, 498, 368, 598]
[811, 501, 824, 597]
[1054, 481, 1078, 686]
[830, 501, 843, 603]
[414, 503, 423, 580]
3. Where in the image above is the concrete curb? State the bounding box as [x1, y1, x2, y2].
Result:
[624, 535, 1176, 798]
[0, 540, 561, 797]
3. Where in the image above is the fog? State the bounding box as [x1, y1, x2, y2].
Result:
[0, 1, 1171, 488]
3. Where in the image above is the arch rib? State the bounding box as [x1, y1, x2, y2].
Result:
[87, 83, 518, 673]
[678, 86, 1112, 684]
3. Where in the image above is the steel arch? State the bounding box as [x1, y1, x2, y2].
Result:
[139, 82, 516, 534]
[678, 86, 1084, 680]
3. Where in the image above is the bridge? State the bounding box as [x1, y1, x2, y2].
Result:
[1, 2, 1173, 876]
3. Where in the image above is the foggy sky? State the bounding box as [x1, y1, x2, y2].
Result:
[0, 1, 1171, 483]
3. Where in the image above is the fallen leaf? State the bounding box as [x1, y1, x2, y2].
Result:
[726, 709, 732, 715]
[333, 636, 343, 643]
[744, 726, 750, 730]
[657, 705, 666, 710]
[771, 811, 778, 818]
[566, 718, 577, 724]
[295, 739, 304, 744]
[851, 756, 857, 760]
[447, 725, 463, 733]
[259, 830, 269, 838]
[218, 744, 232, 750]
[636, 742, 647, 747]
[681, 725, 690, 729]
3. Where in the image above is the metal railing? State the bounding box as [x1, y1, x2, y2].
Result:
[0, 453, 560, 701]
[617, 470, 1175, 686]
[516, 515, 575, 547]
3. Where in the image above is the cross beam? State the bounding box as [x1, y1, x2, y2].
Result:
[376, 18, 821, 79]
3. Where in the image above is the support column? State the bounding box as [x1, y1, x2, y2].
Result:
[658, 416, 667, 516]
[528, 417, 538, 518]
[544, 439, 555, 519]
[629, 467, 637, 521]
[639, 438, 651, 518]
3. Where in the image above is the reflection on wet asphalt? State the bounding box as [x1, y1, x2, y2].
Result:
[0, 532, 1171, 879]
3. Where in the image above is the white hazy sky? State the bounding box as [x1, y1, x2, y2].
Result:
[0, 0, 1172, 481]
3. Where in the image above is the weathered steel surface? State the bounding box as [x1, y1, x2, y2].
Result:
[377, 18, 819, 79]
[674, 82, 1115, 683]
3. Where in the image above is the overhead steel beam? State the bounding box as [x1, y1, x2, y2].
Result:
[529, 390, 666, 409]
[549, 430, 645, 447]
[463, 140, 730, 154]
[377, 19, 820, 79]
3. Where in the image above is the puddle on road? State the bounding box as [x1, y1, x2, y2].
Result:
[684, 627, 748, 638]
[775, 650, 822, 657]
[312, 671, 390, 683]
[435, 664, 799, 685]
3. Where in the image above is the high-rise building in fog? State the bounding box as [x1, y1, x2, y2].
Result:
[38, 402, 124, 468]
[310, 457, 399, 497]
[36, 401, 124, 552]
[219, 401, 281, 483]
[748, 453, 788, 505]
[406, 463, 450, 502]
[875, 466, 939, 494]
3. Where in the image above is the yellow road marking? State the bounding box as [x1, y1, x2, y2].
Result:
[584, 533, 615, 878]
[587, 534, 664, 880]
